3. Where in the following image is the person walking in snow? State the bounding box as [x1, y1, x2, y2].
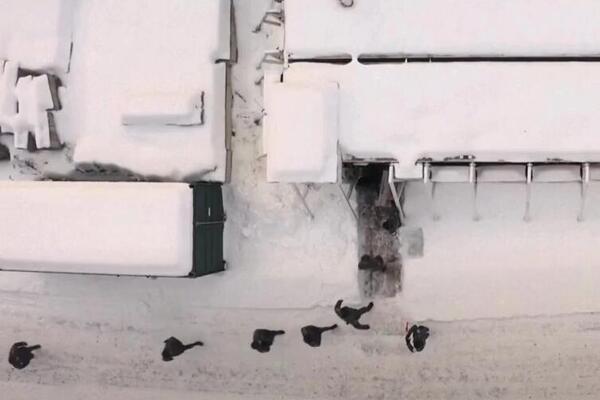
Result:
[301, 324, 338, 347]
[9, 342, 41, 369]
[334, 299, 374, 330]
[405, 325, 430, 353]
[251, 329, 285, 353]
[161, 337, 204, 361]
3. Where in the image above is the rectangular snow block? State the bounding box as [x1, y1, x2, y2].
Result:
[0, 181, 194, 276]
[0, 61, 18, 123]
[264, 81, 339, 183]
[9, 75, 54, 149]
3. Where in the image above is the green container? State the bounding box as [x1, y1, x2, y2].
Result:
[190, 182, 226, 277]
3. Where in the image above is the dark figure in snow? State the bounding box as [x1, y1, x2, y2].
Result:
[405, 325, 430, 353]
[382, 202, 402, 234]
[301, 324, 338, 347]
[161, 337, 204, 361]
[9, 342, 41, 370]
[334, 299, 374, 330]
[358, 255, 386, 272]
[251, 329, 285, 353]
[382, 215, 401, 234]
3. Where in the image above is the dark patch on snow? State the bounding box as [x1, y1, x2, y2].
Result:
[354, 164, 402, 298]
[234, 91, 247, 103]
[44, 161, 218, 183]
[0, 142, 10, 161]
[399, 227, 424, 258]
[12, 154, 41, 176]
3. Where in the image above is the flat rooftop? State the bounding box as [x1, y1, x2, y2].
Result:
[0, 181, 193, 276]
[0, 0, 231, 182]
[266, 61, 600, 179]
[285, 0, 600, 57]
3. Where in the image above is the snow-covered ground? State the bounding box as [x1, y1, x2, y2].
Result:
[2, 294, 600, 400]
[400, 181, 600, 320]
[2, 1, 600, 399]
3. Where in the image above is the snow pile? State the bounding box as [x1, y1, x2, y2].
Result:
[282, 62, 600, 179]
[67, 0, 230, 181]
[0, 181, 193, 276]
[285, 0, 600, 57]
[0, 0, 73, 73]
[264, 79, 339, 183]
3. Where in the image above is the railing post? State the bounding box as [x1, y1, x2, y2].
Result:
[469, 162, 479, 221]
[423, 162, 438, 220]
[524, 162, 533, 222]
[578, 162, 590, 222]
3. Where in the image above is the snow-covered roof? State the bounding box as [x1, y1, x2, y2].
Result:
[63, 0, 231, 181]
[0, 0, 73, 73]
[264, 79, 339, 183]
[285, 0, 600, 58]
[0, 0, 231, 181]
[0, 181, 193, 276]
[276, 62, 600, 179]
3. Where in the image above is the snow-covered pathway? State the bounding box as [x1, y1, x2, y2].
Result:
[1, 292, 600, 400]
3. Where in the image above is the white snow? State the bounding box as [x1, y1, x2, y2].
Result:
[285, 0, 600, 57]
[4, 1, 600, 398]
[121, 92, 204, 127]
[0, 181, 193, 276]
[477, 165, 527, 182]
[0, 0, 73, 73]
[400, 181, 600, 320]
[0, 0, 360, 311]
[430, 166, 470, 183]
[532, 165, 582, 182]
[281, 62, 600, 179]
[10, 75, 54, 149]
[264, 79, 339, 183]
[2, 292, 600, 399]
[64, 0, 230, 181]
[0, 61, 18, 122]
[0, 64, 56, 149]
